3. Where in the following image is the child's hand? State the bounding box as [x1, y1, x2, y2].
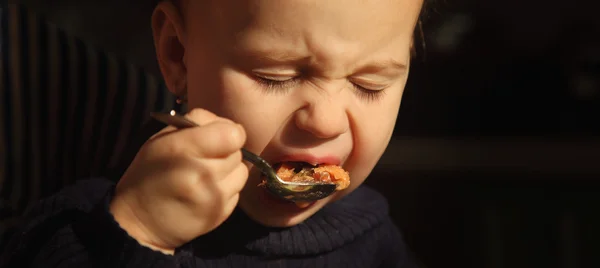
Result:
[109, 108, 248, 255]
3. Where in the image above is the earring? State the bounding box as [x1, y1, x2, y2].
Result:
[176, 94, 188, 104]
[175, 93, 189, 113]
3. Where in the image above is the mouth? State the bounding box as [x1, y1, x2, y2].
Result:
[254, 154, 351, 209]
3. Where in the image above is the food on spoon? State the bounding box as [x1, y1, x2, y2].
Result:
[265, 162, 350, 190]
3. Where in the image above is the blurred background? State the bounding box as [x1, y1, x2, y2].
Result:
[3, 0, 600, 267]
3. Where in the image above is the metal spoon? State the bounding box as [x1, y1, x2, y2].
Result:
[150, 111, 337, 202]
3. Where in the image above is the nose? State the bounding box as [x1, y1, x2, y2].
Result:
[294, 97, 350, 139]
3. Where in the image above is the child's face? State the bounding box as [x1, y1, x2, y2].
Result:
[154, 0, 423, 227]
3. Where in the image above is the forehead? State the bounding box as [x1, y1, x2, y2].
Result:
[187, 0, 422, 38]
[185, 0, 422, 71]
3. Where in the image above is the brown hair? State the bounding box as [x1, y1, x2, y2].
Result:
[156, 0, 432, 56]
[414, 0, 435, 58]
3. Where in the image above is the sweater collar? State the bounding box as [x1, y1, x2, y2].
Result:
[189, 186, 390, 257]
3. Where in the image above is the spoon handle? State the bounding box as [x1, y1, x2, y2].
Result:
[150, 111, 198, 128]
[240, 148, 278, 177]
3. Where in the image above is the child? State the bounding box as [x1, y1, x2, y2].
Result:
[1, 0, 427, 267]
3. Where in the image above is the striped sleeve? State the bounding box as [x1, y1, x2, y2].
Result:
[0, 3, 177, 251]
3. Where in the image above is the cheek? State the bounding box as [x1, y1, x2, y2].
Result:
[189, 68, 295, 154]
[342, 86, 403, 191]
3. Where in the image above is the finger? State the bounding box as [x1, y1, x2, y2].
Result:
[222, 193, 240, 219]
[148, 120, 182, 140]
[200, 150, 243, 178]
[218, 163, 249, 197]
[184, 108, 234, 126]
[148, 108, 229, 141]
[178, 121, 246, 158]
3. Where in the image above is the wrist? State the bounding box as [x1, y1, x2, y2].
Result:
[109, 196, 175, 255]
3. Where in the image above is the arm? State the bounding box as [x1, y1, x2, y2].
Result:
[0, 179, 180, 268]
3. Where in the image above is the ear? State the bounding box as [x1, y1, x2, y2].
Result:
[152, 1, 187, 96]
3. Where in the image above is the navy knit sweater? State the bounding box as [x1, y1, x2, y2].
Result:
[0, 121, 418, 267]
[0, 178, 417, 267]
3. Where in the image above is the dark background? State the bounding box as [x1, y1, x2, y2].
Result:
[14, 0, 600, 267]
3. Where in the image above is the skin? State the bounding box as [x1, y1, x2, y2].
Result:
[111, 0, 422, 255]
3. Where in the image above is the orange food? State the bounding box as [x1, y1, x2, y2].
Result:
[274, 163, 350, 190]
[313, 165, 351, 190]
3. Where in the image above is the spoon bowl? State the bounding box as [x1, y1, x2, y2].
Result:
[150, 111, 337, 202]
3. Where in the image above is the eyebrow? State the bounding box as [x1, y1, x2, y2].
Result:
[233, 49, 310, 65]
[233, 48, 407, 75]
[355, 59, 407, 75]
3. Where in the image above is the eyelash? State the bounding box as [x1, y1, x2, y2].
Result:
[351, 84, 386, 102]
[253, 76, 299, 93]
[253, 75, 386, 102]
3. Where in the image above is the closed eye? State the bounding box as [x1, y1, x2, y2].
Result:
[252, 73, 389, 102]
[351, 83, 387, 102]
[253, 73, 300, 91]
[349, 79, 389, 102]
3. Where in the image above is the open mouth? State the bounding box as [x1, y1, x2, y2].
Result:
[261, 161, 351, 191]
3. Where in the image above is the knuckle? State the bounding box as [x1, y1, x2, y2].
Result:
[177, 179, 200, 200]
[193, 161, 216, 182]
[144, 136, 181, 158]
[235, 165, 249, 190]
[221, 164, 248, 194]
[225, 194, 240, 214]
[203, 122, 244, 151]
[186, 108, 216, 121]
[172, 172, 202, 201]
[214, 116, 235, 125]
[219, 123, 246, 148]
[177, 165, 213, 203]
[204, 196, 227, 220]
[161, 140, 184, 157]
[237, 163, 249, 179]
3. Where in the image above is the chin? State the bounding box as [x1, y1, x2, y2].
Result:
[238, 185, 337, 227]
